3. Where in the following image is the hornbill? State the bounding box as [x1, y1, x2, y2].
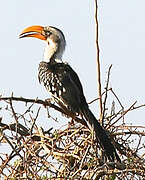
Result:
[19, 25, 120, 162]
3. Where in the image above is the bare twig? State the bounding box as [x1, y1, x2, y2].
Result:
[102, 65, 112, 125]
[108, 101, 137, 128]
[95, 0, 103, 123]
[110, 88, 124, 110]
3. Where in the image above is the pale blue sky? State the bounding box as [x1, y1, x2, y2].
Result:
[0, 0, 145, 127]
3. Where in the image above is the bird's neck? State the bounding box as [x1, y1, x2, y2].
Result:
[43, 40, 65, 62]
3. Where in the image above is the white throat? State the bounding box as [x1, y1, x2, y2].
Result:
[43, 39, 65, 61]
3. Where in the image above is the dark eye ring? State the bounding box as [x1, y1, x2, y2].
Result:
[48, 32, 52, 36]
[46, 31, 51, 36]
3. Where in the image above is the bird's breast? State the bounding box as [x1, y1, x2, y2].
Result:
[38, 61, 66, 98]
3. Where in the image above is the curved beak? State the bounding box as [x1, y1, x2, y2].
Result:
[19, 25, 46, 40]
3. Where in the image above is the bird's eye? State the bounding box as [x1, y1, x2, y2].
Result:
[46, 31, 51, 36]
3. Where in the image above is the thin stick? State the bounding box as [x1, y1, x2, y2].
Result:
[108, 101, 137, 128]
[95, 0, 103, 123]
[110, 88, 124, 110]
[102, 65, 112, 125]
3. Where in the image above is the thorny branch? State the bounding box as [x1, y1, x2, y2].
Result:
[102, 65, 112, 126]
[0, 96, 87, 127]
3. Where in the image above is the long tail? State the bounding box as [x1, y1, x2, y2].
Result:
[81, 106, 121, 162]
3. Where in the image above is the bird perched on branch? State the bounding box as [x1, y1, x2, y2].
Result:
[19, 25, 120, 162]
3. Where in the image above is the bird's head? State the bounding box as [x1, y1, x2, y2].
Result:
[19, 25, 66, 61]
